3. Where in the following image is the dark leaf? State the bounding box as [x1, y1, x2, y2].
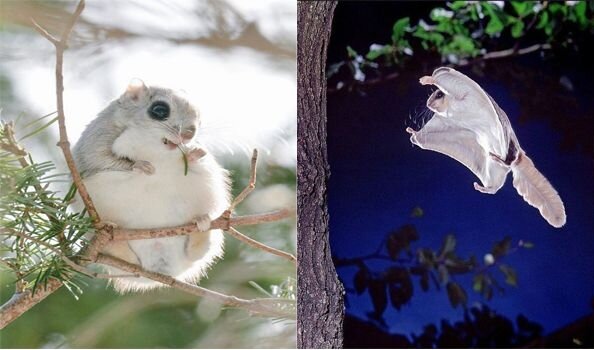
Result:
[446, 282, 467, 309]
[548, 3, 568, 16]
[430, 8, 453, 22]
[435, 21, 454, 35]
[439, 234, 456, 257]
[499, 264, 518, 287]
[517, 314, 543, 335]
[418, 248, 436, 267]
[354, 267, 369, 295]
[420, 271, 430, 292]
[346, 45, 358, 59]
[484, 284, 494, 300]
[387, 224, 418, 259]
[536, 11, 549, 29]
[392, 17, 410, 43]
[386, 268, 413, 310]
[401, 224, 419, 242]
[366, 44, 393, 60]
[438, 264, 449, 285]
[368, 279, 388, 317]
[574, 1, 587, 27]
[483, 3, 505, 35]
[448, 1, 468, 11]
[386, 233, 402, 260]
[327, 62, 344, 79]
[520, 240, 534, 249]
[491, 236, 512, 259]
[385, 266, 408, 283]
[511, 20, 525, 38]
[389, 281, 413, 311]
[486, 17, 504, 35]
[451, 34, 477, 55]
[473, 273, 484, 292]
[410, 266, 425, 276]
[511, 2, 532, 17]
[544, 22, 554, 36]
[445, 257, 474, 274]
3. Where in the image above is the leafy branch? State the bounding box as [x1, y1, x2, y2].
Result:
[328, 1, 592, 90]
[0, 0, 295, 329]
[334, 212, 533, 326]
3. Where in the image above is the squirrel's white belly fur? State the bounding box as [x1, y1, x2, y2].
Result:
[83, 155, 229, 292]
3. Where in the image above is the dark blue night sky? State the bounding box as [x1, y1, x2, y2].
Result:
[327, 2, 594, 339]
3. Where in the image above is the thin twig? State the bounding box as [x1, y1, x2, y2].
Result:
[227, 149, 258, 213]
[1, 121, 29, 164]
[31, 0, 101, 225]
[222, 208, 293, 227]
[112, 209, 293, 241]
[226, 227, 297, 264]
[96, 254, 295, 319]
[457, 43, 551, 66]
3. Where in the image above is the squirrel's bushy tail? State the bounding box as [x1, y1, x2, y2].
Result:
[511, 152, 566, 228]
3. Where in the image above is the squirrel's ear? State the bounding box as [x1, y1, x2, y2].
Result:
[121, 78, 148, 102]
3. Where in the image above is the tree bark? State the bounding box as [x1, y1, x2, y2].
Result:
[297, 2, 344, 348]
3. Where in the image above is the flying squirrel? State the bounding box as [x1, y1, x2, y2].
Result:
[73, 79, 230, 292]
[406, 67, 566, 228]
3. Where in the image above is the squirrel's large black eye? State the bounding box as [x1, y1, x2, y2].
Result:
[435, 90, 445, 99]
[148, 101, 170, 120]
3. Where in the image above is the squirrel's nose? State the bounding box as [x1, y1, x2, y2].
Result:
[180, 125, 196, 143]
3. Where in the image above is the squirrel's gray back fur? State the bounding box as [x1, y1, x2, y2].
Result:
[73, 101, 134, 178]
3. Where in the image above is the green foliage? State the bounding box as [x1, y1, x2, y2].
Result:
[328, 1, 594, 86]
[1, 118, 93, 297]
[334, 209, 534, 323]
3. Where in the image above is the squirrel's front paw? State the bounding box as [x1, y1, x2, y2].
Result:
[419, 76, 435, 85]
[186, 147, 207, 162]
[193, 215, 212, 232]
[132, 160, 155, 175]
[100, 220, 119, 229]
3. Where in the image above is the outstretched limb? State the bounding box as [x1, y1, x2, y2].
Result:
[473, 181, 499, 194]
[419, 76, 435, 85]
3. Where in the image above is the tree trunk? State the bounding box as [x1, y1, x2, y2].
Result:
[297, 2, 344, 348]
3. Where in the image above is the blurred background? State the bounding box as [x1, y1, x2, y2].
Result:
[0, 0, 296, 348]
[326, 1, 593, 348]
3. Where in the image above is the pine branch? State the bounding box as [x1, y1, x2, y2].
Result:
[0, 229, 137, 280]
[31, 0, 101, 225]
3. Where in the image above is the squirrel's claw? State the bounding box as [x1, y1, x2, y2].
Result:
[186, 147, 207, 162]
[193, 215, 211, 232]
[132, 160, 155, 175]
